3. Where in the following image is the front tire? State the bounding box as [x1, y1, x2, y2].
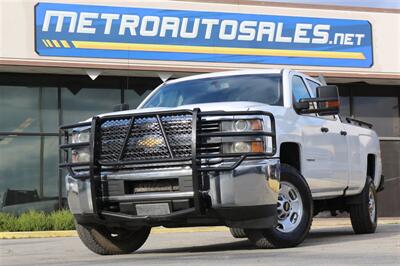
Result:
[246, 164, 313, 248]
[349, 177, 377, 234]
[75, 221, 151, 255]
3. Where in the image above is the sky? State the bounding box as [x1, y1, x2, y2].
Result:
[258, 0, 400, 9]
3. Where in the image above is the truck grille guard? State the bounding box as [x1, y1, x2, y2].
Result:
[60, 109, 277, 216]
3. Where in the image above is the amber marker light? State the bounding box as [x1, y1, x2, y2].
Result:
[251, 141, 265, 153]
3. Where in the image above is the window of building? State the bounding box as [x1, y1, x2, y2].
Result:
[353, 96, 399, 137]
[125, 77, 162, 108]
[61, 87, 121, 124]
[0, 86, 58, 133]
[0, 73, 160, 214]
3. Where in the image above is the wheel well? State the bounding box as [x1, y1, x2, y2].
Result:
[280, 142, 301, 172]
[367, 154, 376, 180]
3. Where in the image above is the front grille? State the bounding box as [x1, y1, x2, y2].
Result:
[99, 114, 193, 164]
[198, 120, 222, 156]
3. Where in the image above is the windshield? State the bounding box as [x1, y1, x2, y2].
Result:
[141, 74, 283, 108]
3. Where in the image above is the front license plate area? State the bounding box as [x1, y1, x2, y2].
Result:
[136, 203, 171, 216]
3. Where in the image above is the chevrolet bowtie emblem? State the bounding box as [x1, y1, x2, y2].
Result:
[137, 136, 164, 148]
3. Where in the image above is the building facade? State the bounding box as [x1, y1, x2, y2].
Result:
[0, 0, 399, 215]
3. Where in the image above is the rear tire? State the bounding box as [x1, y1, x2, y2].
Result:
[349, 177, 377, 234]
[75, 221, 151, 255]
[246, 164, 313, 248]
[229, 228, 247, 238]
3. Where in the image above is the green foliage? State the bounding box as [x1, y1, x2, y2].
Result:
[0, 212, 17, 231]
[0, 209, 75, 232]
[14, 210, 52, 231]
[48, 209, 75, 230]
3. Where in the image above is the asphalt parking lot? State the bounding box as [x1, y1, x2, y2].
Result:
[1, 222, 399, 266]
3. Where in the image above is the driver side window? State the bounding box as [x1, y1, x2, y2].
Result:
[292, 75, 316, 115]
[292, 75, 311, 102]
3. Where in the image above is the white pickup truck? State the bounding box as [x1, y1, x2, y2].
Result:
[60, 69, 384, 255]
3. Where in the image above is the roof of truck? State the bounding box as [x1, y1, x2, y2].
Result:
[166, 69, 285, 85]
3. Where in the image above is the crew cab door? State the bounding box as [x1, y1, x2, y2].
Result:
[304, 78, 350, 195]
[291, 75, 349, 197]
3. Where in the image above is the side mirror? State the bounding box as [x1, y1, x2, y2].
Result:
[293, 101, 309, 112]
[316, 85, 340, 116]
[297, 85, 340, 116]
[112, 103, 130, 112]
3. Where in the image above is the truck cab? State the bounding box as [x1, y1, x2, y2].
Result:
[60, 69, 383, 255]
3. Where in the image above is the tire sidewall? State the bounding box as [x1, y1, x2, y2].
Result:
[75, 221, 151, 255]
[93, 225, 150, 249]
[349, 176, 378, 234]
[364, 177, 378, 228]
[264, 164, 313, 247]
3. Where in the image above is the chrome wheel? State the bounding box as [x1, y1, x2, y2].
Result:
[368, 185, 376, 222]
[276, 181, 303, 233]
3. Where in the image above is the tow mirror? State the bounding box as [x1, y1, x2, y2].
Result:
[316, 85, 340, 116]
[293, 101, 309, 112]
[297, 85, 340, 116]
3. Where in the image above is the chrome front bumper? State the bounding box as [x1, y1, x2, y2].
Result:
[66, 176, 94, 214]
[210, 159, 280, 208]
[66, 159, 280, 216]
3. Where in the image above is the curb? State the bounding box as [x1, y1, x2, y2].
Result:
[0, 230, 78, 239]
[1, 218, 398, 239]
[0, 226, 229, 239]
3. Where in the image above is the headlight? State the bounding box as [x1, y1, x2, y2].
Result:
[71, 126, 91, 163]
[222, 119, 263, 132]
[233, 142, 251, 153]
[221, 119, 265, 154]
[72, 147, 90, 163]
[223, 141, 265, 154]
[72, 128, 90, 143]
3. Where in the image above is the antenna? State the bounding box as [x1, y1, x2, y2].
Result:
[317, 74, 327, 85]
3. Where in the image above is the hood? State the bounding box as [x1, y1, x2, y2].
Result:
[91, 101, 267, 120]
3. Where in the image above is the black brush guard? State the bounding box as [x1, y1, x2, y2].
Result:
[60, 109, 277, 218]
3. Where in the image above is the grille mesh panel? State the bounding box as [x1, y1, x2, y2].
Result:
[99, 114, 193, 164]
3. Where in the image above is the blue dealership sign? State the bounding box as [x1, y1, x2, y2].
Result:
[35, 2, 373, 68]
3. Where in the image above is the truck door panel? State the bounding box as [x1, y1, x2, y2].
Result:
[300, 116, 337, 193]
[291, 75, 338, 196]
[322, 118, 350, 190]
[345, 126, 364, 193]
[301, 77, 349, 197]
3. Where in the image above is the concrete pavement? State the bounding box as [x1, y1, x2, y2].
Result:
[1, 221, 399, 265]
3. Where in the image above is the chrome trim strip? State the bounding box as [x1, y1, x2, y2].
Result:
[106, 169, 192, 180]
[104, 191, 194, 202]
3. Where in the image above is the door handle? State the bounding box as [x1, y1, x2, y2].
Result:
[321, 127, 329, 133]
[340, 130, 347, 136]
